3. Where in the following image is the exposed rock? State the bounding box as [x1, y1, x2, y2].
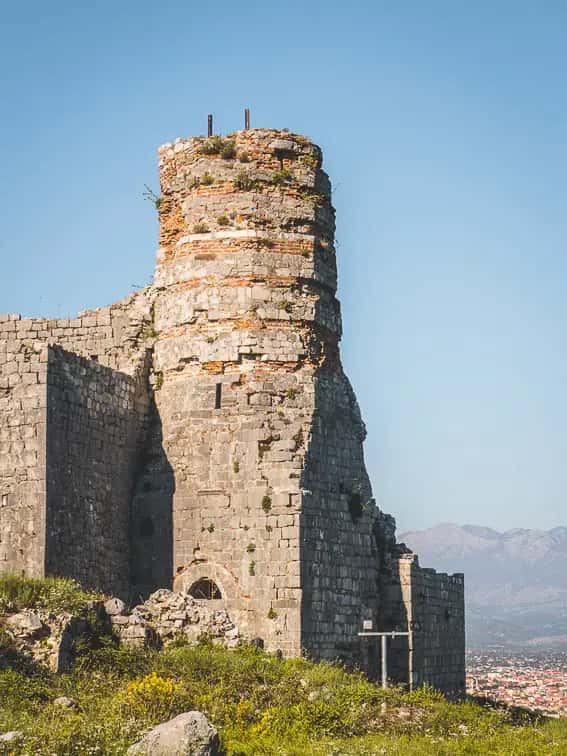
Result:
[54, 696, 78, 710]
[104, 597, 126, 616]
[126, 711, 221, 755]
[269, 138, 298, 152]
[0, 731, 23, 743]
[5, 611, 43, 638]
[1, 611, 88, 672]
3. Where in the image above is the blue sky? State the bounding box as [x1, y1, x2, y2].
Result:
[1, 1, 566, 532]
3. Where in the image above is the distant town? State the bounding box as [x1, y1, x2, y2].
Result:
[467, 651, 567, 717]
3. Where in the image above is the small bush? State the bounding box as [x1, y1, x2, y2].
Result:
[141, 323, 157, 339]
[248, 561, 256, 576]
[120, 671, 191, 722]
[0, 574, 99, 614]
[246, 543, 256, 554]
[267, 607, 278, 620]
[200, 136, 234, 156]
[286, 387, 298, 400]
[220, 140, 236, 159]
[153, 371, 164, 391]
[234, 171, 260, 191]
[193, 222, 209, 234]
[217, 214, 230, 226]
[201, 172, 214, 186]
[271, 168, 292, 186]
[261, 495, 272, 513]
[238, 151, 251, 163]
[233, 460, 240, 473]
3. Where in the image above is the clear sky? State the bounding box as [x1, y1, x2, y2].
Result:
[1, 1, 566, 532]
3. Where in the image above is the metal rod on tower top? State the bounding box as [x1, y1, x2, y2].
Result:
[244, 108, 250, 130]
[207, 114, 213, 137]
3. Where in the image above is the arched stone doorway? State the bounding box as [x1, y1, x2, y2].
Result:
[187, 577, 222, 600]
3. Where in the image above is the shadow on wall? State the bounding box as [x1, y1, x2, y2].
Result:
[298, 355, 397, 670]
[129, 398, 175, 605]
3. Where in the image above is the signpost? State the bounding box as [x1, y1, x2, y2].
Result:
[358, 622, 413, 689]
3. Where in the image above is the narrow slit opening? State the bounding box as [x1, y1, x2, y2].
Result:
[215, 383, 222, 409]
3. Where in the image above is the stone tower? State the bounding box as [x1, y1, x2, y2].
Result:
[134, 129, 397, 658]
[0, 126, 465, 691]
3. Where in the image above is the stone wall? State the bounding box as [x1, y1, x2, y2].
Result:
[149, 129, 400, 658]
[0, 291, 154, 586]
[380, 552, 465, 695]
[0, 322, 47, 576]
[45, 345, 150, 597]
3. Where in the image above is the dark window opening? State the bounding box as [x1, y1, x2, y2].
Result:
[139, 516, 155, 538]
[348, 492, 363, 523]
[215, 383, 222, 409]
[188, 577, 222, 600]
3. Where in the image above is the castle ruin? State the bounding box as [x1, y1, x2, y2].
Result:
[0, 127, 465, 693]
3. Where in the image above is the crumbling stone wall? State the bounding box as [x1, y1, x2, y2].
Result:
[0, 292, 154, 584]
[381, 552, 465, 695]
[0, 323, 47, 575]
[45, 345, 150, 597]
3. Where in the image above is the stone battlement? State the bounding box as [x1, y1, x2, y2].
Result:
[0, 128, 465, 693]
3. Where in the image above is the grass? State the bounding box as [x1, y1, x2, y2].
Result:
[0, 577, 565, 754]
[0, 573, 99, 615]
[0, 642, 564, 754]
[0, 639, 565, 755]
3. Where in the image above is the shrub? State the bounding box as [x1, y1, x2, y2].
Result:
[220, 140, 236, 159]
[233, 460, 240, 473]
[200, 136, 235, 158]
[248, 561, 256, 576]
[261, 495, 272, 513]
[153, 371, 164, 391]
[234, 171, 260, 191]
[193, 222, 209, 234]
[120, 672, 191, 722]
[238, 151, 251, 163]
[201, 172, 214, 186]
[246, 543, 256, 554]
[217, 214, 230, 226]
[0, 574, 98, 614]
[271, 168, 292, 186]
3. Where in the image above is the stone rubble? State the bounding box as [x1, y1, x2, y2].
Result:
[110, 589, 240, 648]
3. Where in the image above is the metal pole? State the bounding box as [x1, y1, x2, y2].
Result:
[207, 114, 213, 137]
[381, 634, 388, 689]
[244, 108, 250, 129]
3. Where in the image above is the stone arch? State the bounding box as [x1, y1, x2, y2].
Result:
[187, 577, 222, 600]
[173, 560, 240, 605]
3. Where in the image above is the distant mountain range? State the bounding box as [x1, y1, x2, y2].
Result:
[399, 523, 567, 650]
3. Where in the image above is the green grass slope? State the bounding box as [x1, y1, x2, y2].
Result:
[0, 576, 565, 755]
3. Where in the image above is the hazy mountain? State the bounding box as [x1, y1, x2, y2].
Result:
[399, 523, 567, 650]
